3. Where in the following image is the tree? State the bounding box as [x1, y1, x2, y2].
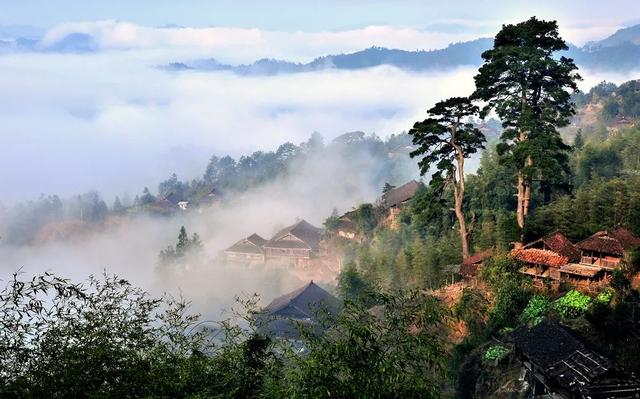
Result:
[574, 129, 584, 149]
[382, 182, 396, 194]
[112, 196, 124, 213]
[176, 226, 189, 256]
[409, 97, 486, 258]
[473, 17, 581, 233]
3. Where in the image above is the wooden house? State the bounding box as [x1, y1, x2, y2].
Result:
[575, 228, 640, 271]
[335, 210, 358, 240]
[512, 248, 569, 281]
[522, 231, 581, 263]
[460, 248, 493, 283]
[224, 233, 267, 264]
[256, 281, 341, 339]
[263, 220, 324, 267]
[379, 180, 420, 211]
[378, 180, 420, 229]
[512, 321, 640, 398]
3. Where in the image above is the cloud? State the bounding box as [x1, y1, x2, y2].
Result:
[0, 48, 480, 203]
[38, 20, 484, 62]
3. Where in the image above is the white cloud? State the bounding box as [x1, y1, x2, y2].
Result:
[38, 20, 483, 63]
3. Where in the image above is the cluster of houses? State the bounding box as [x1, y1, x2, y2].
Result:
[224, 219, 325, 267]
[224, 180, 422, 267]
[461, 227, 640, 290]
[333, 180, 421, 239]
[151, 188, 223, 213]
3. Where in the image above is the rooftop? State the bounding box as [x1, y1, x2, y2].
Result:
[523, 231, 581, 262]
[576, 228, 640, 256]
[511, 248, 569, 268]
[380, 180, 420, 209]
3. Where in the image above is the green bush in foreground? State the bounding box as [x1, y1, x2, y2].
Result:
[520, 295, 552, 325]
[554, 290, 592, 318]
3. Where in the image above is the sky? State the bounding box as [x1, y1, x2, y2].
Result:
[1, 1, 640, 204]
[2, 0, 640, 36]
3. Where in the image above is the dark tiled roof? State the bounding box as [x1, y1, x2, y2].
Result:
[380, 180, 420, 209]
[262, 281, 341, 318]
[264, 219, 323, 250]
[524, 231, 581, 262]
[575, 228, 640, 256]
[224, 233, 267, 254]
[512, 321, 640, 398]
[162, 192, 182, 205]
[511, 248, 569, 268]
[512, 321, 584, 369]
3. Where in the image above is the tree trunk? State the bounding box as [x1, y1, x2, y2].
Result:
[516, 169, 525, 231]
[452, 141, 470, 259]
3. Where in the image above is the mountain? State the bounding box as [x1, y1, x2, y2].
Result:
[165, 24, 640, 75]
[163, 38, 494, 74]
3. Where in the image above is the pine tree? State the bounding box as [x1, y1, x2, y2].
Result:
[176, 226, 189, 255]
[409, 97, 486, 258]
[473, 17, 581, 233]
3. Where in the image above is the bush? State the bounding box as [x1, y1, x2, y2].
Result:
[596, 288, 614, 304]
[554, 290, 591, 318]
[484, 345, 510, 362]
[520, 295, 552, 325]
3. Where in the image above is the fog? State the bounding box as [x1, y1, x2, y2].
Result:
[1, 22, 639, 318]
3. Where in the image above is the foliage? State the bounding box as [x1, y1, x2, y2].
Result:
[473, 17, 580, 230]
[0, 271, 450, 399]
[336, 262, 379, 306]
[323, 208, 340, 230]
[287, 290, 448, 399]
[596, 288, 614, 305]
[554, 290, 592, 318]
[159, 225, 204, 266]
[454, 288, 488, 335]
[520, 295, 552, 325]
[483, 345, 510, 362]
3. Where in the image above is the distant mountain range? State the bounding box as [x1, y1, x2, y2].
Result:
[163, 24, 640, 74]
[2, 23, 640, 73]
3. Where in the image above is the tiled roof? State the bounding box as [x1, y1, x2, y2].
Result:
[224, 233, 267, 254]
[575, 228, 640, 256]
[262, 281, 340, 317]
[264, 220, 323, 250]
[463, 248, 493, 265]
[511, 248, 569, 268]
[380, 180, 420, 209]
[523, 231, 581, 262]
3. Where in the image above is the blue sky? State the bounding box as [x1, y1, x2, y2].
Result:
[2, 0, 639, 32]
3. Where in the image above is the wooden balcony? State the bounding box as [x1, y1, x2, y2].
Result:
[580, 256, 620, 270]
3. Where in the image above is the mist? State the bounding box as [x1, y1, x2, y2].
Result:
[1, 21, 639, 318]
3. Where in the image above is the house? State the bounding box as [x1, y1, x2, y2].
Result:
[378, 180, 421, 229]
[256, 281, 341, 339]
[460, 248, 493, 282]
[263, 220, 324, 267]
[379, 180, 420, 210]
[223, 233, 268, 264]
[335, 210, 358, 240]
[511, 321, 640, 398]
[512, 248, 569, 281]
[575, 227, 640, 271]
[177, 201, 189, 210]
[522, 231, 581, 263]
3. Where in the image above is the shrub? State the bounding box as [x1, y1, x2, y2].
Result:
[484, 345, 510, 362]
[595, 288, 614, 305]
[554, 290, 591, 318]
[520, 295, 551, 325]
